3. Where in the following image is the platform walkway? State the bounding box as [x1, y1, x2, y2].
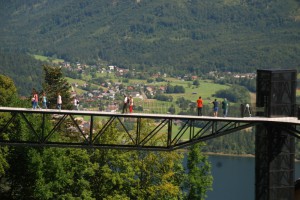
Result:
[0, 106, 299, 150]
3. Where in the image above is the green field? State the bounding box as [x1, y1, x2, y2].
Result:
[32, 54, 64, 64]
[165, 78, 230, 102]
[66, 73, 231, 113]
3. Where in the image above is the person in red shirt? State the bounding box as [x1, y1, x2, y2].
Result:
[33, 91, 40, 109]
[196, 96, 203, 116]
[129, 95, 134, 113]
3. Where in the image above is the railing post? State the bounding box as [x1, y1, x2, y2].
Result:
[90, 115, 93, 145]
[241, 104, 244, 118]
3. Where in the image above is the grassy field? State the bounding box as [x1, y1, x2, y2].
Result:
[66, 77, 106, 95]
[134, 98, 173, 114]
[88, 73, 230, 103]
[66, 73, 232, 113]
[165, 78, 230, 102]
[32, 54, 64, 64]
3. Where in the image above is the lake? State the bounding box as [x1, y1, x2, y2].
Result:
[206, 155, 300, 200]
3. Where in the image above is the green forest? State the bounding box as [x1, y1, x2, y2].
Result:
[0, 71, 213, 199]
[0, 0, 300, 74]
[0, 0, 300, 156]
[0, 1, 300, 198]
[0, 0, 299, 156]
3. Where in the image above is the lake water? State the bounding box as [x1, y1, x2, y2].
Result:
[206, 155, 300, 200]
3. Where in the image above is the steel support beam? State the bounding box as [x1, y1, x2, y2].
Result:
[0, 109, 263, 150]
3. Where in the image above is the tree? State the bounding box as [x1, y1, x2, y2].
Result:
[184, 143, 213, 200]
[166, 84, 185, 94]
[134, 119, 185, 200]
[90, 119, 185, 199]
[0, 74, 17, 106]
[176, 97, 192, 111]
[28, 148, 97, 199]
[215, 85, 250, 103]
[0, 75, 17, 180]
[174, 85, 185, 93]
[193, 80, 200, 87]
[42, 65, 73, 109]
[1, 70, 97, 199]
[168, 104, 176, 114]
[166, 84, 174, 93]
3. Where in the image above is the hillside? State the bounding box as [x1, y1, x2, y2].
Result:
[0, 51, 46, 96]
[0, 0, 300, 74]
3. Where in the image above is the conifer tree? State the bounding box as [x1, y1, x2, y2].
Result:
[0, 74, 17, 106]
[184, 142, 213, 200]
[42, 65, 72, 109]
[0, 75, 28, 198]
[0, 75, 16, 177]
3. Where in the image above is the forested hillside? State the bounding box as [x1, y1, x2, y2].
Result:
[0, 0, 300, 74]
[0, 51, 45, 96]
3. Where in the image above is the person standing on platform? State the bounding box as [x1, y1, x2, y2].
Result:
[57, 92, 62, 110]
[211, 99, 219, 117]
[74, 98, 79, 110]
[31, 95, 35, 109]
[122, 94, 128, 113]
[222, 98, 229, 117]
[129, 95, 134, 113]
[245, 103, 252, 117]
[42, 92, 47, 109]
[33, 91, 40, 109]
[196, 96, 203, 116]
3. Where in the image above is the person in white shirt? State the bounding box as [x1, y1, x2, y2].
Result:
[122, 94, 128, 113]
[74, 98, 79, 110]
[57, 92, 62, 110]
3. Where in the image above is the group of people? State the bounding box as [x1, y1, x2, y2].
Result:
[122, 94, 134, 113]
[31, 91, 232, 116]
[31, 91, 62, 110]
[197, 96, 229, 117]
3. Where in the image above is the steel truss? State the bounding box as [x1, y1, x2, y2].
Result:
[1, 107, 300, 200]
[0, 108, 263, 151]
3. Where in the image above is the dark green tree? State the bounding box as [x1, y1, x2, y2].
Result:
[0, 75, 17, 181]
[0, 75, 39, 198]
[42, 65, 72, 109]
[0, 74, 18, 106]
[28, 148, 96, 199]
[215, 85, 250, 103]
[166, 84, 174, 93]
[90, 119, 185, 199]
[168, 104, 176, 114]
[184, 142, 213, 200]
[193, 80, 200, 87]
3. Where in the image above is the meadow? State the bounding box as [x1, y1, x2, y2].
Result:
[67, 71, 231, 114]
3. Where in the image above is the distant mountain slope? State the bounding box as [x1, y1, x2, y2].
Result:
[0, 51, 45, 96]
[0, 0, 300, 74]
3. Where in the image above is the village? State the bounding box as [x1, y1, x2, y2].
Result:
[61, 61, 256, 114]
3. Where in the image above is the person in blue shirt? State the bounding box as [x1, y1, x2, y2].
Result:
[222, 98, 229, 117]
[211, 99, 219, 117]
[42, 92, 47, 109]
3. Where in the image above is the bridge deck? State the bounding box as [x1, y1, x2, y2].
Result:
[0, 106, 299, 150]
[0, 106, 299, 125]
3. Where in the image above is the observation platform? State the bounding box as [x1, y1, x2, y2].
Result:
[0, 106, 299, 150]
[0, 106, 299, 124]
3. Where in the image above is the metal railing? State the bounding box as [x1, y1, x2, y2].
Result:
[83, 100, 300, 119]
